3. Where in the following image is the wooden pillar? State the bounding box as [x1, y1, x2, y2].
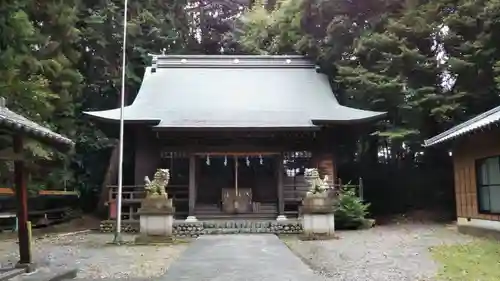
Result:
[311, 151, 335, 186]
[276, 153, 286, 220]
[14, 135, 31, 265]
[187, 154, 197, 221]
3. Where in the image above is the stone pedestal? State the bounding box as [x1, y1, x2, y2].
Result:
[300, 194, 336, 240]
[303, 213, 335, 236]
[135, 196, 174, 244]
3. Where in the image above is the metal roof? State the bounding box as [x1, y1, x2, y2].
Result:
[84, 55, 386, 129]
[424, 105, 500, 147]
[0, 98, 74, 148]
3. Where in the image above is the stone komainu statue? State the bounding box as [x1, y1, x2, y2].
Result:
[304, 168, 330, 196]
[144, 168, 170, 198]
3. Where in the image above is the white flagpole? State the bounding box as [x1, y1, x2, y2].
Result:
[113, 0, 129, 244]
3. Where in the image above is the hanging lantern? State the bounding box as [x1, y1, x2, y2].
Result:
[246, 156, 250, 167]
[206, 155, 210, 166]
[224, 155, 228, 166]
[259, 154, 263, 165]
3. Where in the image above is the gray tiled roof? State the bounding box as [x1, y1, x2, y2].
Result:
[0, 98, 74, 148]
[424, 105, 500, 147]
[84, 55, 386, 129]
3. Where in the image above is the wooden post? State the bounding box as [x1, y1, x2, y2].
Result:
[234, 156, 238, 195]
[187, 154, 197, 221]
[13, 135, 31, 265]
[234, 155, 239, 212]
[276, 153, 286, 220]
[359, 177, 364, 200]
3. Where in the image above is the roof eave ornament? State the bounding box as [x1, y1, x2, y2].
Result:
[151, 55, 159, 73]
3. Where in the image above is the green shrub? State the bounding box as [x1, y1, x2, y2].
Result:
[334, 184, 371, 229]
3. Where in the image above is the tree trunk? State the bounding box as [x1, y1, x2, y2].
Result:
[96, 143, 119, 215]
[96, 90, 127, 216]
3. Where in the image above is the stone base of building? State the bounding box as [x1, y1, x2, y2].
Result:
[174, 220, 303, 237]
[302, 213, 335, 240]
[457, 217, 500, 240]
[100, 219, 304, 237]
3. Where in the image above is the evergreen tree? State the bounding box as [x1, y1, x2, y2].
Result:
[0, 0, 55, 124]
[24, 0, 84, 188]
[0, 0, 65, 184]
[231, 0, 306, 55]
[440, 0, 500, 120]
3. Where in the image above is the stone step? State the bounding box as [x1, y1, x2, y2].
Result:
[194, 204, 218, 208]
[195, 207, 277, 211]
[195, 209, 278, 215]
[195, 210, 277, 214]
[194, 208, 220, 210]
[196, 203, 278, 207]
[194, 214, 277, 220]
[195, 203, 277, 208]
[258, 207, 277, 211]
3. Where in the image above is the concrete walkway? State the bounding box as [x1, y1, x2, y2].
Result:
[162, 234, 324, 281]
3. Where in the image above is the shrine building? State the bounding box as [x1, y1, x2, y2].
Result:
[84, 55, 385, 222]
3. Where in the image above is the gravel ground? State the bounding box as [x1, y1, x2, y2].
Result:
[0, 232, 188, 280]
[284, 223, 473, 281]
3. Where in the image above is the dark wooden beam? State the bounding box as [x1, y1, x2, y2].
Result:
[188, 154, 196, 218]
[277, 153, 285, 217]
[13, 134, 31, 265]
[154, 130, 318, 139]
[194, 152, 280, 156]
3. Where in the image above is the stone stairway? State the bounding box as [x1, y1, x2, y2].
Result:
[194, 203, 278, 220]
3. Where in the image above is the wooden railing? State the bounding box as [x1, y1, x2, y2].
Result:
[106, 184, 189, 221]
[104, 178, 363, 221]
[283, 178, 364, 202]
[107, 184, 188, 203]
[0, 188, 79, 196]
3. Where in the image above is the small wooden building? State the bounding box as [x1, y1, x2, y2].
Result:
[425, 106, 500, 233]
[0, 97, 74, 265]
[85, 55, 385, 222]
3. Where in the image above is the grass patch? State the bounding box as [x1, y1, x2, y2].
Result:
[431, 239, 500, 281]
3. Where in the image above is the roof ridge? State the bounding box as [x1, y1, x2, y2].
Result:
[425, 104, 500, 146]
[149, 54, 316, 70]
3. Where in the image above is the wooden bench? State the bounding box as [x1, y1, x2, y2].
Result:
[0, 212, 17, 232]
